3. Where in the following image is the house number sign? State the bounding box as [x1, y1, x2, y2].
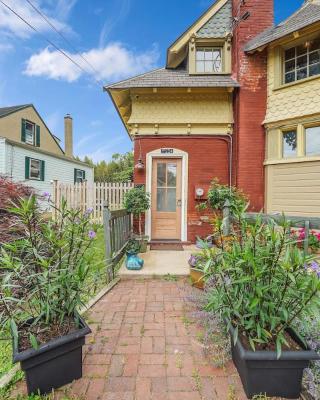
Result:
[161, 148, 174, 154]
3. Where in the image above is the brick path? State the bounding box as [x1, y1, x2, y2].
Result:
[13, 279, 247, 399]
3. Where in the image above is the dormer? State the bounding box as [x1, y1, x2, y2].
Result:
[166, 0, 232, 75]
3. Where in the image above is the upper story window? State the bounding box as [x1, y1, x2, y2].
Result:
[282, 129, 297, 158]
[21, 119, 41, 147]
[196, 47, 222, 73]
[306, 126, 320, 156]
[25, 121, 35, 145]
[284, 38, 320, 84]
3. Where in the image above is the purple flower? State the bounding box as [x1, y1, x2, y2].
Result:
[88, 230, 96, 240]
[305, 261, 320, 278]
[43, 191, 51, 200]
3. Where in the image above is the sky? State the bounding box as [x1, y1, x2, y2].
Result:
[0, 0, 304, 162]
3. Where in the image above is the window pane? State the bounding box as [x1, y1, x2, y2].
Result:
[297, 55, 307, 69]
[285, 72, 295, 84]
[205, 50, 213, 60]
[196, 50, 205, 61]
[309, 63, 320, 77]
[309, 50, 320, 65]
[213, 60, 222, 72]
[204, 61, 213, 73]
[285, 59, 295, 73]
[196, 61, 204, 73]
[157, 188, 166, 211]
[167, 188, 176, 212]
[167, 164, 177, 187]
[283, 131, 297, 157]
[306, 126, 320, 156]
[309, 38, 320, 52]
[30, 159, 40, 179]
[297, 44, 307, 57]
[297, 67, 308, 80]
[285, 47, 295, 60]
[157, 163, 166, 187]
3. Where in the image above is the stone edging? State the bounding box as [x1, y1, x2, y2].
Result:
[0, 277, 120, 390]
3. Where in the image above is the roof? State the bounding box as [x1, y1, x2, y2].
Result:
[196, 0, 232, 38]
[245, 1, 320, 52]
[0, 104, 32, 118]
[106, 67, 239, 90]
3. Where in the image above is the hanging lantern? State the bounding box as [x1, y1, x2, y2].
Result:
[135, 158, 144, 170]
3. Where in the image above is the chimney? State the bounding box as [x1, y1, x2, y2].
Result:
[64, 114, 73, 157]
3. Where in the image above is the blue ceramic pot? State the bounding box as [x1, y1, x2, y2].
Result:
[126, 252, 144, 270]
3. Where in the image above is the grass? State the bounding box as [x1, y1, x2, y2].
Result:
[0, 226, 108, 398]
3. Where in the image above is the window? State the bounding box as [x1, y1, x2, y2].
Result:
[282, 130, 297, 158]
[284, 38, 320, 84]
[196, 48, 222, 73]
[74, 169, 85, 183]
[25, 121, 35, 145]
[306, 126, 320, 156]
[25, 157, 45, 181]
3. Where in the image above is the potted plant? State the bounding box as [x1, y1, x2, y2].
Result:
[189, 241, 219, 290]
[125, 238, 144, 270]
[205, 209, 320, 398]
[0, 194, 95, 395]
[124, 186, 150, 253]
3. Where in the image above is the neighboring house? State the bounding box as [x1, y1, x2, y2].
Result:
[105, 0, 273, 242]
[0, 104, 94, 197]
[246, 0, 320, 217]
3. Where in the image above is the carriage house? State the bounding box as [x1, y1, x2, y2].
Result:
[105, 0, 274, 243]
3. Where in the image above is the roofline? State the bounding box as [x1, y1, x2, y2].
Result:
[105, 87, 132, 141]
[0, 104, 65, 155]
[166, 0, 230, 68]
[104, 68, 164, 90]
[2, 136, 93, 168]
[0, 104, 33, 119]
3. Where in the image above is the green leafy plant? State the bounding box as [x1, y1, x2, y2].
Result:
[0, 194, 97, 351]
[126, 238, 141, 254]
[123, 186, 150, 236]
[206, 207, 320, 357]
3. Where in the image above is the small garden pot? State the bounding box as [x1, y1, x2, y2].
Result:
[126, 251, 144, 270]
[13, 315, 91, 395]
[190, 268, 205, 290]
[229, 324, 320, 399]
[136, 235, 149, 253]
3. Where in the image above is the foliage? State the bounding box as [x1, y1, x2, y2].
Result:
[205, 207, 320, 357]
[205, 179, 247, 213]
[188, 245, 220, 279]
[126, 238, 141, 254]
[124, 186, 150, 236]
[291, 228, 320, 252]
[79, 152, 134, 183]
[0, 176, 34, 245]
[0, 194, 97, 350]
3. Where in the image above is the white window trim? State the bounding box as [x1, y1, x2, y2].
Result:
[196, 47, 223, 74]
[29, 158, 41, 180]
[25, 121, 35, 146]
[145, 148, 188, 242]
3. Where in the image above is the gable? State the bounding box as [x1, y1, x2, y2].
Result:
[0, 106, 64, 156]
[167, 0, 231, 68]
[196, 0, 232, 38]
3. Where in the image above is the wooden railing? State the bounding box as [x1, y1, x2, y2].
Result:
[103, 203, 132, 281]
[53, 181, 134, 223]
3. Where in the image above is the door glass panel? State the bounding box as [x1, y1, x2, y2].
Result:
[167, 164, 177, 187]
[157, 163, 166, 187]
[167, 188, 177, 212]
[157, 188, 166, 211]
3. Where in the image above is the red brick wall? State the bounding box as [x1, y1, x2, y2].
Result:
[232, 0, 274, 211]
[133, 136, 230, 242]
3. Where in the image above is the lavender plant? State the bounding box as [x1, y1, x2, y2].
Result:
[0, 194, 97, 350]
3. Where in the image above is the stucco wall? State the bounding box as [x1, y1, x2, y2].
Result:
[0, 107, 64, 156]
[2, 140, 93, 197]
[265, 48, 320, 124]
[266, 161, 320, 216]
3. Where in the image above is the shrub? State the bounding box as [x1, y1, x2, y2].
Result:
[0, 194, 97, 350]
[206, 179, 247, 213]
[124, 186, 150, 236]
[205, 208, 320, 357]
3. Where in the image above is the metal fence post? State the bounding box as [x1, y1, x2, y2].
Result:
[223, 199, 231, 236]
[103, 202, 113, 281]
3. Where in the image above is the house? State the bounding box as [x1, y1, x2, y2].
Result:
[0, 104, 94, 197]
[105, 0, 273, 243]
[246, 0, 320, 217]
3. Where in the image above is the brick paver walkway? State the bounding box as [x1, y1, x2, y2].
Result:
[13, 279, 247, 399]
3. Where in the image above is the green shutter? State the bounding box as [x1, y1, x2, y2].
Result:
[74, 169, 77, 184]
[25, 157, 30, 179]
[21, 119, 26, 142]
[40, 160, 45, 181]
[83, 170, 86, 181]
[36, 125, 40, 147]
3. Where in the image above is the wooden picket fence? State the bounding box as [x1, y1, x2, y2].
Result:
[52, 181, 134, 223]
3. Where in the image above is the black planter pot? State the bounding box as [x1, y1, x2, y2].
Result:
[13, 315, 91, 395]
[229, 324, 320, 399]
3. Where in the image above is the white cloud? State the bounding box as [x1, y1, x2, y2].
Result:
[24, 42, 160, 83]
[0, 0, 74, 39]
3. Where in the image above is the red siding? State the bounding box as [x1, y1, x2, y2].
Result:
[232, 0, 274, 211]
[133, 136, 229, 242]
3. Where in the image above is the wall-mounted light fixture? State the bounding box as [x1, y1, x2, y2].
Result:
[135, 139, 145, 170]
